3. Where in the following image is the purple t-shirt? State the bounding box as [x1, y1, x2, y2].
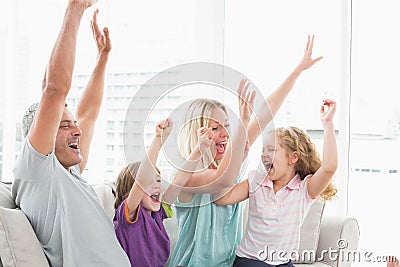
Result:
[113, 200, 170, 267]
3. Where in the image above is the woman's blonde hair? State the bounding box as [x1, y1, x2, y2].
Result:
[114, 161, 141, 210]
[275, 126, 337, 200]
[179, 98, 228, 169]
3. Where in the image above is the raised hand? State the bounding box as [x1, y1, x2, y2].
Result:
[91, 9, 111, 56]
[196, 127, 214, 155]
[155, 118, 173, 141]
[238, 79, 256, 127]
[320, 99, 336, 126]
[297, 34, 323, 71]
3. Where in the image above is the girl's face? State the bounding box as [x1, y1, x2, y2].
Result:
[140, 172, 162, 215]
[208, 107, 230, 161]
[261, 134, 293, 181]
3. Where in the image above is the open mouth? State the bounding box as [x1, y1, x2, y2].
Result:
[264, 162, 273, 172]
[68, 141, 79, 152]
[215, 142, 226, 154]
[150, 193, 160, 202]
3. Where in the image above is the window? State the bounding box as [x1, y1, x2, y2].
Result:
[106, 121, 114, 131]
[349, 0, 400, 261]
[106, 133, 114, 140]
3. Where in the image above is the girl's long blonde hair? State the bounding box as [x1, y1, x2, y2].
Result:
[179, 98, 228, 169]
[114, 161, 141, 210]
[275, 126, 337, 200]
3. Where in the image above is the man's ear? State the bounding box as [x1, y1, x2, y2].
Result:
[289, 151, 299, 165]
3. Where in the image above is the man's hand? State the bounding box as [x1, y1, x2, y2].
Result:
[91, 9, 111, 56]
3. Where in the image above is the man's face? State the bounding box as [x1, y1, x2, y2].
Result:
[55, 107, 83, 169]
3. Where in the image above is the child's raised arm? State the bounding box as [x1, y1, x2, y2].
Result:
[125, 118, 173, 219]
[307, 99, 338, 199]
[162, 127, 213, 205]
[247, 34, 323, 147]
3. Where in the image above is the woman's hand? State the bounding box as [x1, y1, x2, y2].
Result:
[296, 34, 323, 71]
[237, 78, 256, 127]
[196, 127, 214, 155]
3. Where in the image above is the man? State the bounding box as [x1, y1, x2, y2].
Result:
[12, 1, 130, 266]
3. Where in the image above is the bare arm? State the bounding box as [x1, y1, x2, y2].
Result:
[214, 180, 249, 206]
[126, 119, 172, 219]
[308, 99, 338, 199]
[180, 79, 255, 194]
[247, 35, 323, 147]
[77, 9, 111, 172]
[30, 1, 96, 155]
[163, 127, 213, 205]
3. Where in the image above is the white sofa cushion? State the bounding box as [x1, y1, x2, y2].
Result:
[317, 216, 360, 267]
[92, 180, 116, 220]
[0, 183, 16, 209]
[0, 207, 49, 267]
[296, 199, 325, 263]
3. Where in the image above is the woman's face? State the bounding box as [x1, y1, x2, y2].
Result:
[208, 107, 230, 161]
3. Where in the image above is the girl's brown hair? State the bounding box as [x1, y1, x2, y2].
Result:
[275, 126, 337, 200]
[114, 161, 141, 210]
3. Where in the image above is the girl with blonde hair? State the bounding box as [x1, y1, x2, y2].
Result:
[169, 35, 323, 267]
[215, 99, 338, 267]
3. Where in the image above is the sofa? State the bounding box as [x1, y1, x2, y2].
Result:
[0, 181, 360, 267]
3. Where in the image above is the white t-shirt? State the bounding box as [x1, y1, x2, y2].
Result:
[12, 139, 130, 267]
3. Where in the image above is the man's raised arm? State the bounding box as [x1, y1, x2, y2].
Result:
[29, 0, 97, 155]
[76, 9, 111, 172]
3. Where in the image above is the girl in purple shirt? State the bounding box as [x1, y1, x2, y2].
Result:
[113, 118, 212, 267]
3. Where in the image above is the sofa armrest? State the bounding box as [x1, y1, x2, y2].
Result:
[316, 216, 360, 267]
[163, 216, 179, 266]
[92, 181, 117, 220]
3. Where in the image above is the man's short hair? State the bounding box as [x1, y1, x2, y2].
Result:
[21, 102, 68, 138]
[21, 102, 39, 138]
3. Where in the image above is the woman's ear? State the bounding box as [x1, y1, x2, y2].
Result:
[289, 151, 299, 165]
